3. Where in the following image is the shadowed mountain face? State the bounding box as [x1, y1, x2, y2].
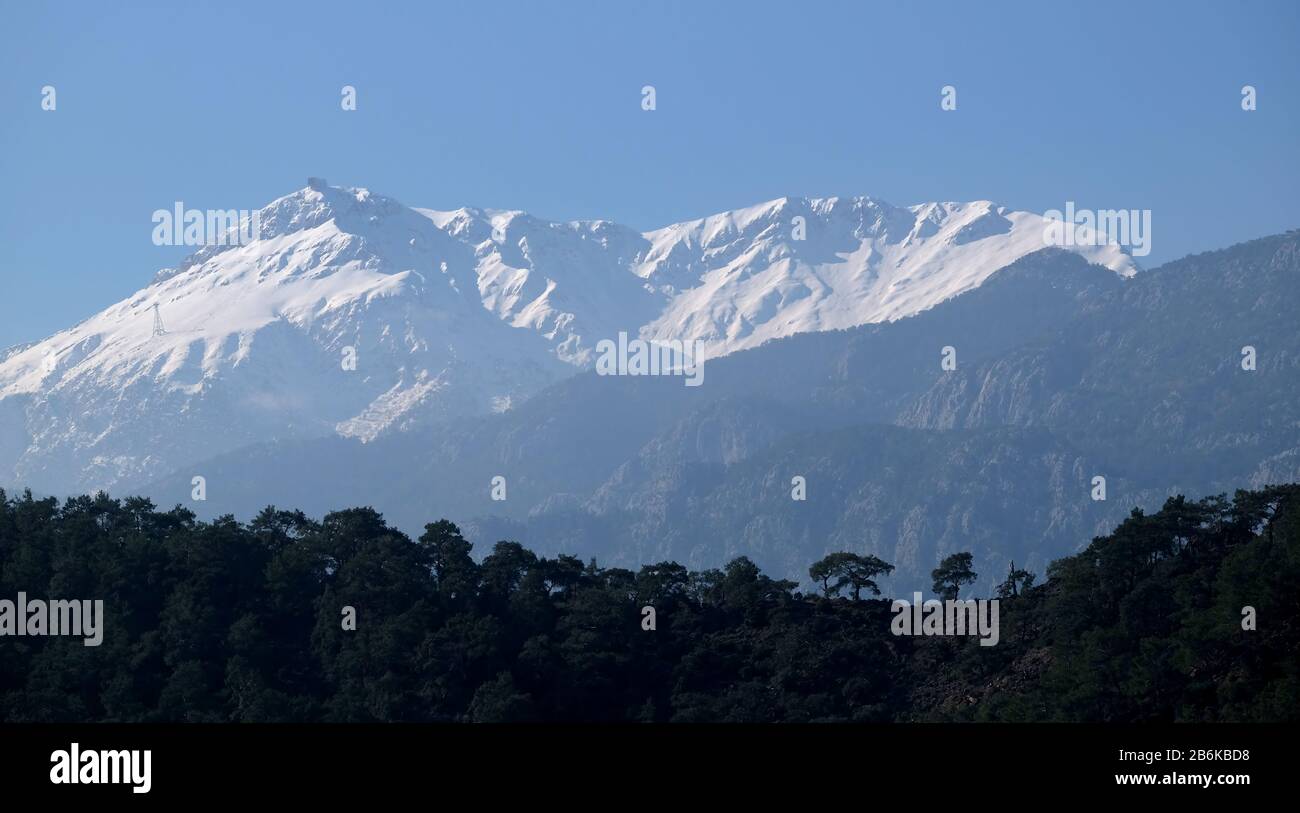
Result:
[131, 230, 1300, 591]
[899, 232, 1300, 488]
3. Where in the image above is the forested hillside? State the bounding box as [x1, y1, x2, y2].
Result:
[1, 484, 1296, 722]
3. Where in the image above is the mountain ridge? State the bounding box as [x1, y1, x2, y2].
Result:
[0, 182, 1138, 494]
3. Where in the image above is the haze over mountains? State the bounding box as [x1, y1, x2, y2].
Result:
[2, 181, 1294, 591]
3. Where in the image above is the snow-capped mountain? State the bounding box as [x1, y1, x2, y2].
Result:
[0, 181, 1138, 494]
[429, 195, 1137, 364]
[634, 196, 1136, 356]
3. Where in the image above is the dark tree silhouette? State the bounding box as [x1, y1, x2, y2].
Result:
[809, 552, 895, 600]
[931, 552, 977, 600]
[996, 561, 1035, 599]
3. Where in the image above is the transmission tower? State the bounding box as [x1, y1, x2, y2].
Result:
[151, 303, 167, 337]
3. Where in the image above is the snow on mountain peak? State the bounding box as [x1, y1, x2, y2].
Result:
[1, 182, 1139, 494]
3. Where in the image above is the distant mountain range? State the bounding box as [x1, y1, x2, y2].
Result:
[4, 181, 1294, 593]
[0, 182, 1133, 495]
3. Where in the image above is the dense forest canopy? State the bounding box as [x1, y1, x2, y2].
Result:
[0, 485, 1296, 722]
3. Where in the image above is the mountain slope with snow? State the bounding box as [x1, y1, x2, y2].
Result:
[634, 197, 1136, 356]
[430, 194, 1138, 363]
[0, 181, 1138, 494]
[0, 184, 569, 493]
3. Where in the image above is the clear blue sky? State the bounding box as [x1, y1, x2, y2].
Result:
[2, 0, 1297, 349]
